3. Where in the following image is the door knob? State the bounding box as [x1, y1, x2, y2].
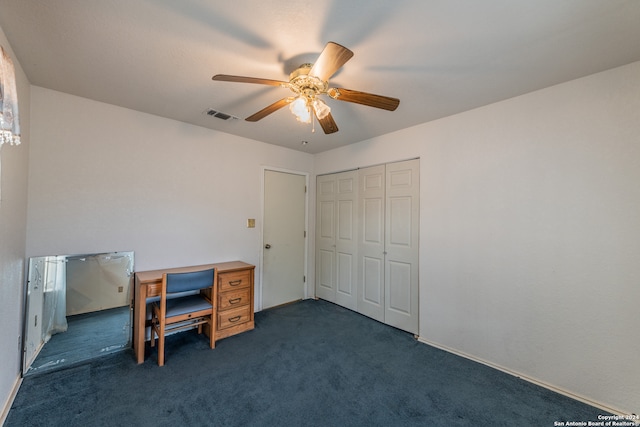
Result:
[265, 244, 271, 249]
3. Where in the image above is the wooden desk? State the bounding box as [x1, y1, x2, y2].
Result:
[133, 261, 255, 364]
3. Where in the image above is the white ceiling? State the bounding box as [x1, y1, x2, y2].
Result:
[1, 0, 639, 154]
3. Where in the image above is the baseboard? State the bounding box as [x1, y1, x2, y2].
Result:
[1, 375, 22, 426]
[417, 336, 636, 421]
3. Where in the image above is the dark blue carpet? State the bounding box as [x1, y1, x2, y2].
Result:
[7, 299, 606, 426]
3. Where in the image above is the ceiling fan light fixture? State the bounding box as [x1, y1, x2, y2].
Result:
[290, 95, 311, 123]
[312, 98, 331, 120]
[212, 42, 398, 135]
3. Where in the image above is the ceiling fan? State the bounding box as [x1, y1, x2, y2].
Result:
[212, 42, 400, 134]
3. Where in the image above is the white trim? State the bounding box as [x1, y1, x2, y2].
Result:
[259, 166, 310, 312]
[1, 375, 22, 425]
[417, 336, 635, 419]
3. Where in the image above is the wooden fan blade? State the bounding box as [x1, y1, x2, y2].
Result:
[245, 98, 293, 122]
[212, 74, 288, 87]
[309, 42, 354, 82]
[327, 88, 400, 111]
[315, 111, 339, 134]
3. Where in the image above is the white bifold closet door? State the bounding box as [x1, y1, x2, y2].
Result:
[316, 159, 419, 334]
[358, 164, 386, 322]
[381, 159, 420, 333]
[315, 170, 358, 310]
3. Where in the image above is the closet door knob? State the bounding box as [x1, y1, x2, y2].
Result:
[265, 244, 271, 249]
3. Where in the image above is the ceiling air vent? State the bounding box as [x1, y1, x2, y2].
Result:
[204, 109, 238, 121]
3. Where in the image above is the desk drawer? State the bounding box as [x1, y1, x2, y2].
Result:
[218, 270, 251, 292]
[218, 305, 251, 330]
[218, 288, 251, 310]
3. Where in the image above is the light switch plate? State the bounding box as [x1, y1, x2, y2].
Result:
[247, 218, 255, 228]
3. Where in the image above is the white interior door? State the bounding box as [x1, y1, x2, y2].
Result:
[384, 159, 420, 334]
[263, 170, 306, 309]
[357, 164, 386, 322]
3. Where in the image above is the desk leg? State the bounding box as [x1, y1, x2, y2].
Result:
[133, 282, 147, 364]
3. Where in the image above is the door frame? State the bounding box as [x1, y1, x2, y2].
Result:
[259, 166, 309, 312]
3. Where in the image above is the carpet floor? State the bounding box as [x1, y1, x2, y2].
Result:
[7, 299, 607, 426]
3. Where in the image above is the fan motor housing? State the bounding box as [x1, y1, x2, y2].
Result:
[289, 63, 328, 96]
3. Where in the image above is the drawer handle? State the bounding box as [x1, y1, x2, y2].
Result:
[228, 280, 242, 286]
[229, 298, 242, 304]
[228, 315, 242, 323]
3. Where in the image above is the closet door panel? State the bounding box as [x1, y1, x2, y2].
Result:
[317, 160, 419, 334]
[362, 256, 383, 306]
[363, 199, 384, 242]
[358, 165, 385, 322]
[317, 248, 335, 298]
[388, 197, 412, 246]
[384, 159, 420, 334]
[315, 176, 337, 301]
[335, 171, 358, 309]
[387, 260, 412, 314]
[319, 201, 335, 239]
[316, 171, 358, 308]
[336, 252, 354, 300]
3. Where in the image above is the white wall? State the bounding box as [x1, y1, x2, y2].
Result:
[27, 86, 315, 305]
[315, 61, 640, 415]
[0, 26, 30, 421]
